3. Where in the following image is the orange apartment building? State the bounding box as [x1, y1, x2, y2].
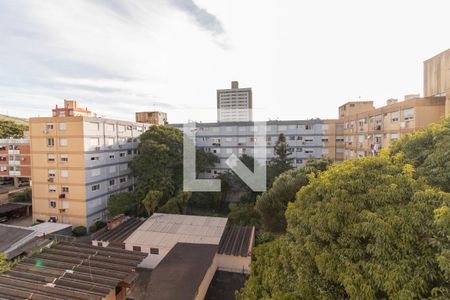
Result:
[135, 111, 168, 125]
[0, 138, 31, 186]
[30, 100, 150, 227]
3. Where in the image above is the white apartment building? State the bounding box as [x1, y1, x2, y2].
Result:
[217, 81, 253, 122]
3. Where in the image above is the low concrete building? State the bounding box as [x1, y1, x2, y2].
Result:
[124, 213, 228, 269]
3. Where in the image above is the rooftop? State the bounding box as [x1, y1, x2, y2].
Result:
[125, 213, 228, 249]
[218, 225, 254, 257]
[0, 224, 35, 253]
[146, 243, 218, 300]
[30, 222, 72, 237]
[92, 217, 145, 245]
[0, 241, 148, 300]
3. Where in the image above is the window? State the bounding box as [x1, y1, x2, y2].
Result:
[90, 138, 100, 147]
[46, 123, 54, 130]
[61, 170, 69, 177]
[91, 156, 100, 161]
[119, 177, 127, 183]
[109, 179, 115, 186]
[109, 153, 115, 159]
[119, 152, 126, 157]
[49, 200, 57, 208]
[91, 184, 100, 191]
[48, 169, 56, 177]
[391, 133, 399, 139]
[47, 154, 56, 162]
[305, 124, 312, 130]
[60, 138, 68, 147]
[47, 138, 55, 147]
[62, 186, 69, 193]
[150, 248, 159, 255]
[59, 111, 66, 117]
[60, 154, 68, 162]
[59, 123, 67, 130]
[48, 185, 56, 193]
[403, 108, 415, 121]
[62, 200, 69, 209]
[391, 111, 399, 122]
[133, 246, 141, 252]
[106, 138, 115, 146]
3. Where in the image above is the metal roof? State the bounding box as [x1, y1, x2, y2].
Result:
[0, 241, 148, 300]
[124, 213, 228, 249]
[218, 225, 254, 257]
[0, 224, 36, 253]
[92, 217, 145, 244]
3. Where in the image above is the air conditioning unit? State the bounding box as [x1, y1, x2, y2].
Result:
[59, 193, 65, 199]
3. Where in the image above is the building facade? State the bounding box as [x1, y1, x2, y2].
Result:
[173, 119, 343, 175]
[217, 81, 253, 122]
[338, 96, 446, 159]
[135, 111, 168, 125]
[0, 138, 31, 186]
[30, 101, 150, 227]
[424, 48, 450, 116]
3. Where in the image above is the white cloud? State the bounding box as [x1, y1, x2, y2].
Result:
[0, 0, 449, 123]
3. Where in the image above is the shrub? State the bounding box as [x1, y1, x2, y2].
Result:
[89, 224, 98, 233]
[95, 220, 107, 230]
[72, 226, 87, 237]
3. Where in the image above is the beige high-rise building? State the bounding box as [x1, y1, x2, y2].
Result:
[424, 48, 450, 116]
[30, 100, 150, 227]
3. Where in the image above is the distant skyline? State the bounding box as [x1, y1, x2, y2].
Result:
[0, 0, 449, 123]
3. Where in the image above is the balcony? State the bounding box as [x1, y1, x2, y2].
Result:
[10, 171, 21, 176]
[8, 150, 20, 155]
[9, 160, 20, 166]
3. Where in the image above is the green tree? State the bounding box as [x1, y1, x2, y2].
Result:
[255, 159, 332, 233]
[0, 120, 27, 138]
[227, 202, 260, 227]
[240, 156, 450, 299]
[142, 190, 163, 216]
[267, 133, 293, 187]
[391, 117, 450, 192]
[159, 191, 192, 214]
[107, 192, 134, 216]
[131, 126, 217, 207]
[0, 253, 10, 273]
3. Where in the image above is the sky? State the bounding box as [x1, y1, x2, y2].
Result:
[0, 0, 449, 123]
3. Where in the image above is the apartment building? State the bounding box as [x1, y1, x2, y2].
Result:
[338, 96, 446, 159]
[173, 119, 343, 175]
[30, 100, 150, 227]
[135, 111, 168, 125]
[217, 81, 253, 122]
[0, 138, 31, 186]
[424, 48, 450, 116]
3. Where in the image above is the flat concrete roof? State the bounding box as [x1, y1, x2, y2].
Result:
[125, 213, 228, 249]
[30, 222, 72, 237]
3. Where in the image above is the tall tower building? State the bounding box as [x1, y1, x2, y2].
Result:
[217, 81, 253, 122]
[423, 48, 450, 117]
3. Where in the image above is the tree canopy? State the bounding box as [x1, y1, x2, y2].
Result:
[0, 120, 28, 139]
[391, 117, 450, 192]
[255, 158, 332, 233]
[240, 155, 450, 299]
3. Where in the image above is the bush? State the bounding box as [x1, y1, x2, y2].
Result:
[95, 220, 107, 230]
[72, 226, 87, 237]
[10, 188, 32, 203]
[89, 224, 98, 233]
